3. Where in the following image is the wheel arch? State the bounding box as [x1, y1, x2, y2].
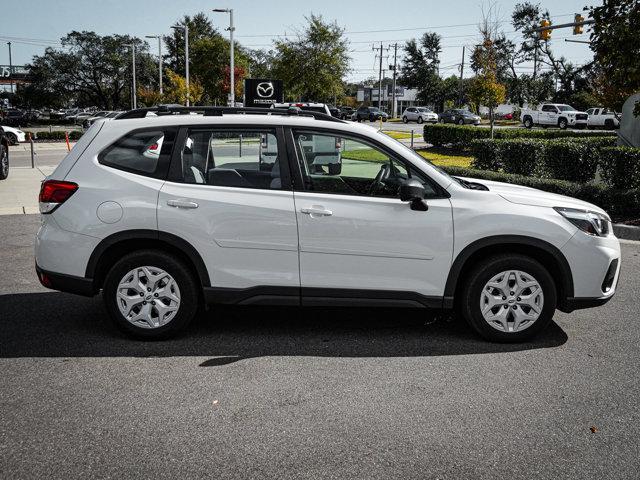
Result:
[86, 229, 210, 291]
[444, 235, 573, 308]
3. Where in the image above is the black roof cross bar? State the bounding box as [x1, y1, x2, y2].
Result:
[115, 105, 345, 123]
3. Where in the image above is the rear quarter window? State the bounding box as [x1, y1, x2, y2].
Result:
[98, 128, 175, 178]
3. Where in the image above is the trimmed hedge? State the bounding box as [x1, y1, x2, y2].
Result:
[23, 130, 83, 141]
[441, 166, 640, 222]
[599, 146, 640, 190]
[469, 136, 617, 183]
[423, 123, 616, 148]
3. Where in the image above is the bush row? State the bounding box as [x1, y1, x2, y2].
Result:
[22, 130, 83, 141]
[441, 166, 640, 222]
[470, 136, 618, 183]
[423, 123, 616, 148]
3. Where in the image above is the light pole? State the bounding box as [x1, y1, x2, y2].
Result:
[213, 8, 235, 106]
[123, 44, 137, 109]
[7, 42, 13, 95]
[145, 35, 163, 94]
[170, 25, 189, 106]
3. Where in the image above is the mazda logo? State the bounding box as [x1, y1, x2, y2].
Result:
[256, 82, 274, 98]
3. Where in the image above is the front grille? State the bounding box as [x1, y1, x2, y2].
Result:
[576, 114, 588, 121]
[601, 259, 618, 293]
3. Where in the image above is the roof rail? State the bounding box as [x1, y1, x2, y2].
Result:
[115, 105, 345, 123]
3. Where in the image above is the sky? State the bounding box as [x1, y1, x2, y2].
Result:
[1, 0, 596, 83]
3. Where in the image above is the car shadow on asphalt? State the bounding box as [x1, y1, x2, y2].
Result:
[0, 292, 568, 363]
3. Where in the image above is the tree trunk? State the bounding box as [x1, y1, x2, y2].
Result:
[490, 107, 495, 139]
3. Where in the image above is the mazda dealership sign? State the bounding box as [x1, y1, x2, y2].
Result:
[244, 78, 284, 108]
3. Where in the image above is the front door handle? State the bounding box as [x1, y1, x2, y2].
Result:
[167, 199, 199, 209]
[300, 206, 333, 217]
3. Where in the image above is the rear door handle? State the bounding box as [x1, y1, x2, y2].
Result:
[167, 199, 199, 209]
[300, 206, 333, 217]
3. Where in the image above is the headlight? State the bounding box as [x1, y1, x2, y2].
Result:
[554, 207, 611, 237]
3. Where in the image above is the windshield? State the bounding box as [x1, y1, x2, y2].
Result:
[557, 105, 576, 112]
[417, 108, 431, 112]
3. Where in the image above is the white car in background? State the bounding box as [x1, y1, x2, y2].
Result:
[586, 108, 620, 130]
[0, 125, 26, 145]
[402, 107, 438, 124]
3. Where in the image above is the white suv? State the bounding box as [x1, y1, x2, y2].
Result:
[35, 106, 621, 341]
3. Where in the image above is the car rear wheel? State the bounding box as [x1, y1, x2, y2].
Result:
[103, 250, 199, 340]
[402, 116, 408, 123]
[604, 119, 615, 130]
[438, 118, 445, 124]
[459, 254, 556, 343]
[0, 145, 8, 180]
[457, 118, 464, 125]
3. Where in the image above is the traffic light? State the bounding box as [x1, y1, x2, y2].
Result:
[540, 19, 551, 41]
[574, 14, 585, 34]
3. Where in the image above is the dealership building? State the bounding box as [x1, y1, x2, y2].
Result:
[356, 85, 421, 115]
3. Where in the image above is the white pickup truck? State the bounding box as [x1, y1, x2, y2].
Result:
[521, 103, 589, 130]
[586, 107, 620, 130]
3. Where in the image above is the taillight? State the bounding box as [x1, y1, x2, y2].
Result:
[39, 180, 78, 214]
[148, 143, 158, 151]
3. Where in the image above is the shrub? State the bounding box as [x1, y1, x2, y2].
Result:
[23, 130, 83, 141]
[599, 146, 640, 190]
[440, 166, 640, 222]
[541, 136, 616, 182]
[469, 139, 501, 171]
[423, 123, 616, 148]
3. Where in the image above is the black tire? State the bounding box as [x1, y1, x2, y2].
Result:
[0, 145, 8, 180]
[558, 118, 568, 130]
[417, 116, 424, 124]
[6, 133, 18, 146]
[459, 254, 557, 343]
[457, 118, 464, 125]
[439, 118, 445, 124]
[604, 119, 614, 130]
[102, 250, 199, 340]
[402, 116, 408, 124]
[523, 117, 533, 129]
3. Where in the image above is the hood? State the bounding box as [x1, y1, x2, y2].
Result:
[458, 176, 608, 216]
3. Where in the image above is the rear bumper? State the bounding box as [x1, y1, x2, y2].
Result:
[36, 264, 96, 297]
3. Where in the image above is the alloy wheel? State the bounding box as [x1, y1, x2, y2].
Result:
[479, 270, 544, 333]
[116, 266, 181, 329]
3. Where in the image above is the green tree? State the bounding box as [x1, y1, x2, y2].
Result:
[272, 14, 350, 102]
[588, 0, 640, 114]
[399, 32, 443, 107]
[19, 31, 156, 109]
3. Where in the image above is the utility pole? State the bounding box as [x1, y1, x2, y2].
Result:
[533, 41, 538, 80]
[213, 8, 235, 106]
[145, 35, 163, 94]
[171, 24, 190, 105]
[458, 46, 465, 107]
[6, 42, 13, 94]
[124, 44, 137, 109]
[391, 43, 398, 118]
[372, 43, 385, 109]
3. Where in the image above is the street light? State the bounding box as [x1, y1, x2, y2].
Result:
[170, 24, 189, 106]
[213, 8, 235, 106]
[123, 43, 137, 109]
[145, 35, 163, 94]
[6, 42, 13, 95]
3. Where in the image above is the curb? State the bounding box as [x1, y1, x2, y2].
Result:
[613, 224, 640, 241]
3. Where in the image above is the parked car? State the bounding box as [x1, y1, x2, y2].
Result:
[338, 106, 355, 120]
[586, 108, 620, 130]
[327, 106, 341, 118]
[74, 112, 94, 125]
[1, 109, 27, 127]
[82, 111, 111, 129]
[521, 103, 589, 130]
[35, 105, 621, 342]
[271, 102, 332, 116]
[439, 109, 481, 125]
[0, 126, 9, 180]
[353, 106, 388, 122]
[402, 107, 438, 124]
[0, 125, 26, 145]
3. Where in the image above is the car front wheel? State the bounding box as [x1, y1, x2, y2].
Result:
[417, 116, 424, 124]
[5, 133, 18, 145]
[103, 250, 199, 339]
[558, 118, 568, 129]
[459, 254, 556, 343]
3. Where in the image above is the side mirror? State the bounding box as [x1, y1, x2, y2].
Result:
[399, 179, 428, 211]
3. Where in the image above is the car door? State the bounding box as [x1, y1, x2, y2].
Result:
[288, 128, 454, 301]
[157, 125, 300, 293]
[407, 108, 417, 121]
[545, 105, 559, 125]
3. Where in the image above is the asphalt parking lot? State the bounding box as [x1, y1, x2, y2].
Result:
[1, 214, 639, 479]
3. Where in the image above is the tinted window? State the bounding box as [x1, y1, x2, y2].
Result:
[541, 105, 557, 112]
[180, 129, 283, 190]
[292, 130, 437, 198]
[99, 130, 166, 175]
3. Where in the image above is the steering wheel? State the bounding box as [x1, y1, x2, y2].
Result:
[368, 163, 391, 195]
